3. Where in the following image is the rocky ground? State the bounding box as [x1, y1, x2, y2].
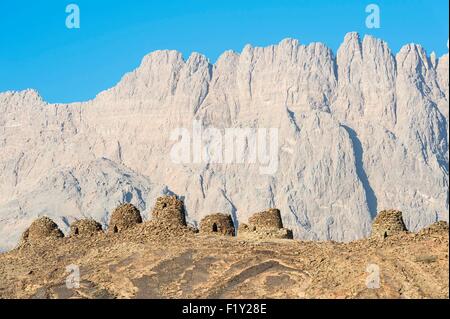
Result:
[0, 220, 448, 299]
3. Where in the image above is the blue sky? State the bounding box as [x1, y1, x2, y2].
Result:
[0, 0, 448, 103]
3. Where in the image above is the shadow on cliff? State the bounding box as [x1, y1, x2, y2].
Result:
[342, 125, 378, 219]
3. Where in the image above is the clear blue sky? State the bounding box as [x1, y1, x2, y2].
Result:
[0, 0, 448, 103]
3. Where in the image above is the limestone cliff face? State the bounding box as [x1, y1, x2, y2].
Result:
[0, 33, 448, 251]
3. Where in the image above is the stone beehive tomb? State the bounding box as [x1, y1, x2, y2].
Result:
[200, 213, 235, 236]
[239, 209, 293, 240]
[21, 217, 64, 244]
[371, 210, 407, 239]
[248, 208, 284, 229]
[108, 203, 143, 233]
[152, 195, 186, 226]
[418, 221, 449, 236]
[70, 219, 103, 237]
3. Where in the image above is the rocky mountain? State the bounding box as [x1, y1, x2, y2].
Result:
[0, 32, 448, 251]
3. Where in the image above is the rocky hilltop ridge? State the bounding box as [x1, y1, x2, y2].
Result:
[0, 196, 448, 299]
[17, 195, 431, 246]
[0, 32, 448, 251]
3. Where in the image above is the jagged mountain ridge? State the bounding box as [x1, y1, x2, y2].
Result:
[0, 32, 448, 251]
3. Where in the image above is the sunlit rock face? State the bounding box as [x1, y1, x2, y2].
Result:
[0, 33, 448, 251]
